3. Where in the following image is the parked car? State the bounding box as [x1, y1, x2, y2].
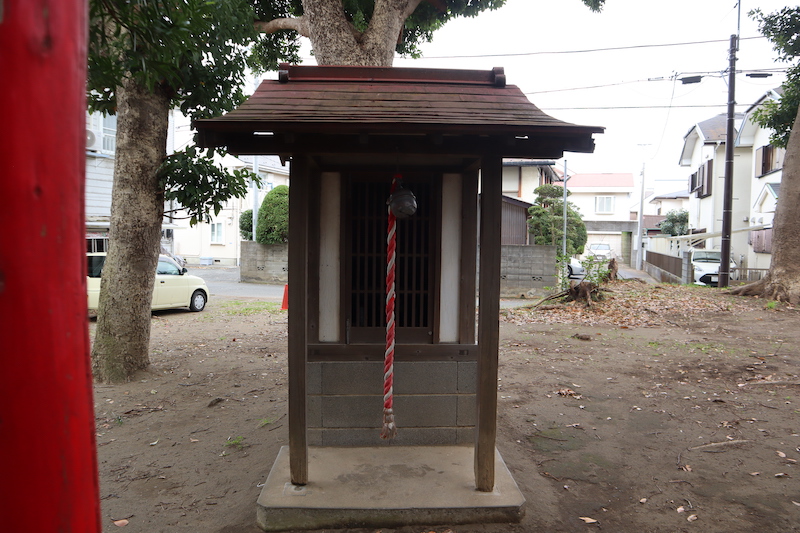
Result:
[588, 243, 613, 261]
[87, 253, 209, 312]
[690, 249, 737, 287]
[567, 257, 585, 278]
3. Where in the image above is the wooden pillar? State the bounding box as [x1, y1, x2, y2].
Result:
[288, 156, 310, 485]
[459, 170, 479, 344]
[0, 1, 101, 531]
[475, 156, 502, 491]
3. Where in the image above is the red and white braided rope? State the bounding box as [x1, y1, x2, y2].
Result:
[380, 175, 400, 440]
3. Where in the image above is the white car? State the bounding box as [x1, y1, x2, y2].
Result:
[87, 253, 209, 312]
[567, 257, 585, 278]
[691, 250, 736, 287]
[588, 243, 613, 260]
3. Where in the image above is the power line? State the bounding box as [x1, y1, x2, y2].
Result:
[417, 36, 765, 60]
[541, 104, 748, 110]
[524, 68, 785, 95]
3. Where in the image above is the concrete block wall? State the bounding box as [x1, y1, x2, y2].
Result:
[307, 360, 477, 446]
[500, 244, 557, 297]
[240, 241, 288, 283]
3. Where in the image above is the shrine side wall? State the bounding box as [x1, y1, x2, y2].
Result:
[307, 360, 477, 446]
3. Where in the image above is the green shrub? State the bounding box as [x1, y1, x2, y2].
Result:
[256, 185, 289, 244]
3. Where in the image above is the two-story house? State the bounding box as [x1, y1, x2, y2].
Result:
[85, 110, 185, 255]
[736, 89, 784, 271]
[500, 161, 635, 259]
[560, 172, 635, 261]
[170, 154, 290, 266]
[85, 112, 117, 252]
[678, 113, 752, 265]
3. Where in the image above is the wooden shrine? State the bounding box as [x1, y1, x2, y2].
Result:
[195, 64, 602, 531]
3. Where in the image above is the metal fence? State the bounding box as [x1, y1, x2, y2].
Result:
[730, 267, 769, 284]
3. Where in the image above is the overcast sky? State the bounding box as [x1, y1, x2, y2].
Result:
[387, 0, 790, 194]
[288, 1, 791, 194]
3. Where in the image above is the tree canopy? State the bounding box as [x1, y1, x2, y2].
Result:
[240, 209, 255, 240]
[88, 0, 299, 383]
[660, 209, 689, 236]
[527, 184, 587, 256]
[258, 0, 605, 66]
[750, 7, 800, 148]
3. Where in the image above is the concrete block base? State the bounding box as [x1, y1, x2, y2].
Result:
[256, 445, 525, 531]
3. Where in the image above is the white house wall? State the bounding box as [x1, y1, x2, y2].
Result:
[173, 169, 290, 266]
[685, 140, 752, 263]
[501, 165, 543, 203]
[746, 117, 781, 270]
[85, 154, 114, 220]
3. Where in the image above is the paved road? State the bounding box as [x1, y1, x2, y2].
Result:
[189, 263, 657, 307]
[188, 266, 285, 301]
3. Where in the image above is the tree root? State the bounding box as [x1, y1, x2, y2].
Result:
[727, 275, 798, 304]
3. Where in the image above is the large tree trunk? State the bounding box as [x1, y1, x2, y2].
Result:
[303, 0, 413, 66]
[731, 104, 800, 303]
[91, 78, 170, 383]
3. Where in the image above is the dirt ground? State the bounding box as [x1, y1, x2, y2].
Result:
[91, 281, 800, 533]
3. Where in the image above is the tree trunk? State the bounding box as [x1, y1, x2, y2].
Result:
[91, 78, 170, 383]
[303, 0, 408, 66]
[731, 104, 800, 303]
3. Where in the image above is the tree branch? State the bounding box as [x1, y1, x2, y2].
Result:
[254, 16, 310, 39]
[402, 0, 426, 19]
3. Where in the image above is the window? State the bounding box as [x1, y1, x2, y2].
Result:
[694, 160, 713, 198]
[345, 174, 437, 344]
[102, 114, 117, 152]
[755, 145, 785, 177]
[157, 260, 181, 275]
[595, 196, 614, 214]
[689, 172, 700, 192]
[750, 228, 773, 254]
[210, 222, 223, 244]
[86, 236, 108, 253]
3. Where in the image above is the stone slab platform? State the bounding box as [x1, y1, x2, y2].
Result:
[256, 445, 525, 531]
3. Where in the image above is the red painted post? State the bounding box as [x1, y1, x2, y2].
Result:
[0, 1, 101, 532]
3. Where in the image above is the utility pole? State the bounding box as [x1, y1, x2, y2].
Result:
[252, 155, 259, 240]
[635, 163, 646, 270]
[719, 33, 738, 287]
[562, 160, 568, 258]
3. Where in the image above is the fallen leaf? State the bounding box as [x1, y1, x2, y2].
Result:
[687, 514, 698, 522]
[112, 519, 129, 527]
[578, 517, 598, 523]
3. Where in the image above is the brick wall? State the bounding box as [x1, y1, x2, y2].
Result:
[499, 244, 557, 297]
[240, 241, 288, 283]
[307, 360, 477, 446]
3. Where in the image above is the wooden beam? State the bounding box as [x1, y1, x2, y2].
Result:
[307, 343, 477, 361]
[475, 155, 502, 492]
[198, 131, 593, 159]
[459, 170, 479, 344]
[288, 156, 310, 485]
